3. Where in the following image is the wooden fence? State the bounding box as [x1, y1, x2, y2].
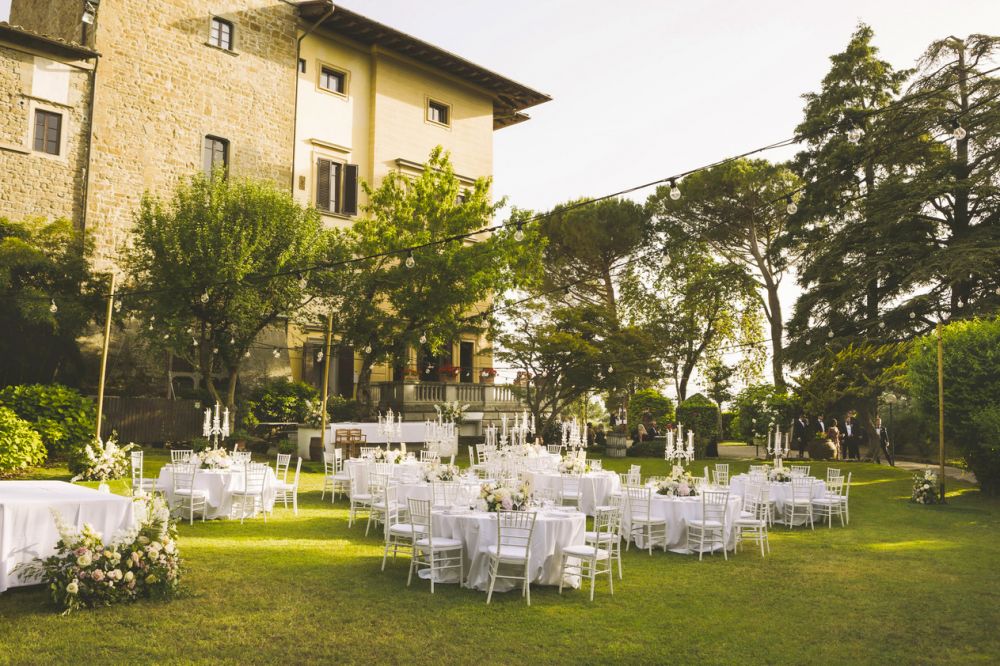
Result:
[99, 397, 204, 444]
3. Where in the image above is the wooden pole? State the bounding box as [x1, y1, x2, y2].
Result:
[94, 271, 116, 443]
[319, 313, 334, 452]
[937, 321, 946, 503]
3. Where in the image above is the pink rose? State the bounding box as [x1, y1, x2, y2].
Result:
[678, 483, 690, 496]
[501, 497, 513, 510]
[91, 570, 105, 582]
[74, 547, 88, 557]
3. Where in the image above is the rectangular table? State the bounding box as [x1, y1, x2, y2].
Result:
[0, 481, 136, 592]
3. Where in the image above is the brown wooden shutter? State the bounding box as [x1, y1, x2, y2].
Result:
[342, 164, 358, 215]
[316, 158, 331, 211]
[332, 163, 342, 213]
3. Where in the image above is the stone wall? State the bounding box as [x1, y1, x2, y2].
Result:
[9, 0, 85, 46]
[0, 41, 92, 227]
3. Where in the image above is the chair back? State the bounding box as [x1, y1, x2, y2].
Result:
[561, 474, 581, 494]
[592, 507, 620, 549]
[826, 467, 842, 483]
[791, 476, 813, 501]
[335, 429, 352, 445]
[742, 481, 767, 519]
[841, 472, 852, 499]
[420, 450, 439, 464]
[408, 498, 433, 542]
[825, 475, 844, 498]
[243, 462, 267, 493]
[171, 449, 193, 464]
[349, 429, 366, 444]
[171, 462, 197, 492]
[274, 453, 291, 481]
[360, 446, 378, 457]
[432, 481, 461, 507]
[624, 484, 652, 517]
[495, 510, 537, 557]
[323, 451, 336, 477]
[468, 445, 477, 465]
[381, 481, 400, 526]
[749, 464, 767, 475]
[130, 451, 144, 487]
[712, 468, 730, 487]
[347, 462, 366, 494]
[547, 444, 563, 455]
[232, 451, 252, 465]
[791, 465, 811, 478]
[334, 447, 344, 471]
[701, 489, 729, 524]
[289, 457, 302, 489]
[368, 470, 389, 496]
[590, 459, 602, 471]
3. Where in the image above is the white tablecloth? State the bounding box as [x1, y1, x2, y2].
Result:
[345, 459, 426, 494]
[526, 471, 621, 515]
[395, 480, 482, 508]
[624, 493, 743, 554]
[327, 422, 428, 444]
[0, 481, 136, 592]
[728, 475, 828, 526]
[157, 466, 277, 520]
[427, 509, 586, 592]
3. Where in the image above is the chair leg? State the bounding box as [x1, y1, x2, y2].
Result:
[525, 561, 531, 606]
[407, 547, 416, 587]
[589, 560, 596, 602]
[608, 557, 614, 595]
[559, 555, 566, 595]
[486, 561, 497, 605]
[429, 551, 435, 594]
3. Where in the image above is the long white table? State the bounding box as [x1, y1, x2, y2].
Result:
[327, 422, 429, 444]
[0, 481, 136, 592]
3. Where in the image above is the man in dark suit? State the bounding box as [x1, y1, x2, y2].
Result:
[811, 414, 827, 440]
[843, 412, 864, 461]
[874, 417, 894, 466]
[792, 413, 810, 459]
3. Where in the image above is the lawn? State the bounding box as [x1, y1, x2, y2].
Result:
[0, 451, 998, 665]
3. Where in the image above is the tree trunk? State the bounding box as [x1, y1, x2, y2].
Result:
[766, 284, 785, 390]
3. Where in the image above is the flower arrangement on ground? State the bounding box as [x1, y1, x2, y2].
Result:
[911, 469, 940, 504]
[435, 401, 470, 424]
[655, 464, 698, 497]
[423, 462, 460, 482]
[71, 435, 136, 482]
[558, 452, 588, 475]
[14, 493, 181, 614]
[768, 466, 792, 483]
[480, 480, 530, 512]
[192, 447, 231, 469]
[373, 448, 404, 464]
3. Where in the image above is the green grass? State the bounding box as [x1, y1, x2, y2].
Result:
[1, 451, 998, 665]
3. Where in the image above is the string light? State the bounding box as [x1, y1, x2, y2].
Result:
[827, 330, 835, 339]
[212, 347, 218, 354]
[909, 312, 916, 320]
[514, 223, 525, 242]
[950, 118, 967, 141]
[272, 348, 280, 359]
[316, 350, 324, 362]
[114, 299, 122, 313]
[419, 333, 427, 344]
[200, 291, 209, 304]
[608, 365, 614, 373]
[668, 178, 681, 201]
[404, 251, 415, 269]
[785, 196, 798, 215]
[364, 344, 372, 354]
[847, 126, 863, 144]
[879, 321, 886, 329]
[49, 299, 58, 313]
[244, 350, 251, 358]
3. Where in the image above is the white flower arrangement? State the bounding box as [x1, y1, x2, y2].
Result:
[480, 480, 530, 512]
[911, 469, 940, 505]
[558, 454, 588, 475]
[72, 435, 136, 482]
[192, 447, 231, 470]
[436, 401, 471, 425]
[768, 466, 792, 483]
[655, 464, 698, 497]
[422, 463, 460, 482]
[373, 448, 404, 464]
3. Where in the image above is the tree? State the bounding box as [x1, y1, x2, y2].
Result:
[332, 148, 543, 411]
[908, 317, 1000, 495]
[649, 159, 801, 389]
[127, 171, 326, 410]
[732, 384, 799, 446]
[702, 355, 736, 436]
[0, 218, 104, 386]
[627, 388, 674, 431]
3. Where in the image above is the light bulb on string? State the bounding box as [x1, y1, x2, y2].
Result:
[805, 338, 811, 346]
[785, 196, 798, 215]
[200, 291, 209, 304]
[668, 178, 681, 201]
[909, 312, 916, 320]
[49, 299, 58, 314]
[950, 119, 967, 141]
[827, 330, 835, 339]
[956, 299, 964, 309]
[114, 299, 122, 313]
[298, 275, 308, 289]
[404, 251, 415, 269]
[847, 126, 863, 144]
[879, 321, 886, 330]
[995, 287, 1000, 296]
[192, 338, 199, 347]
[230, 336, 235, 345]
[364, 344, 372, 354]
[148, 322, 155, 331]
[316, 350, 324, 362]
[513, 222, 525, 242]
[163, 333, 170, 340]
[244, 350, 251, 358]
[608, 365, 614, 374]
[419, 333, 427, 344]
[272, 348, 280, 359]
[212, 347, 219, 355]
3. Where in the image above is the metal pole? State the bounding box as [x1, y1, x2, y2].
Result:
[94, 271, 116, 442]
[319, 313, 334, 452]
[937, 321, 946, 503]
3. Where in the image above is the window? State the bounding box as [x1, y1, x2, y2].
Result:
[427, 99, 450, 126]
[298, 58, 306, 74]
[315, 158, 358, 216]
[33, 109, 62, 155]
[209, 17, 233, 50]
[203, 136, 229, 176]
[319, 66, 346, 94]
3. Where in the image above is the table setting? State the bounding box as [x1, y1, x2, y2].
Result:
[728, 474, 828, 526]
[156, 463, 278, 520]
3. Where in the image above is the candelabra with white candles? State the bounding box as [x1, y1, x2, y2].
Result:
[202, 402, 229, 447]
[560, 417, 586, 449]
[664, 424, 695, 465]
[767, 423, 791, 466]
[484, 423, 498, 448]
[377, 408, 403, 448]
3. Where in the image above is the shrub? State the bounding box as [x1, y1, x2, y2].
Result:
[908, 317, 1000, 496]
[676, 393, 720, 457]
[327, 395, 365, 422]
[628, 389, 675, 431]
[626, 437, 666, 457]
[732, 384, 798, 445]
[0, 406, 47, 476]
[277, 439, 297, 455]
[241, 379, 320, 429]
[0, 384, 96, 464]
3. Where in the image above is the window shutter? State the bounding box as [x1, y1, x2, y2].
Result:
[316, 158, 331, 211]
[332, 162, 342, 213]
[342, 164, 359, 215]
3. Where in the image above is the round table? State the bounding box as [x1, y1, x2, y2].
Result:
[426, 508, 586, 592]
[394, 479, 482, 509]
[345, 459, 425, 494]
[157, 465, 277, 520]
[624, 493, 743, 554]
[728, 475, 827, 526]
[527, 471, 621, 515]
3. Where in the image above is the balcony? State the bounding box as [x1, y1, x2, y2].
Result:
[367, 381, 522, 419]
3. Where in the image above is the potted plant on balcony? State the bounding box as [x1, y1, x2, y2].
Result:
[479, 367, 497, 384]
[438, 365, 461, 383]
[402, 367, 420, 384]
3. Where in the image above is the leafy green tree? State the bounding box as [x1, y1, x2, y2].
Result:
[675, 393, 720, 456]
[627, 388, 674, 431]
[127, 172, 326, 410]
[649, 159, 801, 389]
[732, 384, 799, 445]
[908, 317, 1000, 495]
[702, 356, 736, 436]
[0, 218, 104, 386]
[332, 147, 543, 411]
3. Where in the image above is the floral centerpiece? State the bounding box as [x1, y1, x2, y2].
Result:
[655, 464, 698, 497]
[480, 480, 530, 512]
[422, 463, 460, 482]
[373, 448, 405, 464]
[768, 466, 792, 483]
[192, 447, 231, 469]
[911, 469, 940, 504]
[558, 453, 588, 475]
[436, 400, 470, 425]
[13, 494, 181, 614]
[71, 435, 136, 482]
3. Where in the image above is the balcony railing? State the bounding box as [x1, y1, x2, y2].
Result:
[368, 381, 520, 413]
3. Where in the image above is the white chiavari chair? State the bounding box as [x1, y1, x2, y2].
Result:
[485, 510, 538, 605]
[130, 450, 159, 495]
[587, 492, 624, 579]
[713, 463, 730, 488]
[360, 446, 378, 458]
[382, 485, 425, 571]
[273, 453, 290, 482]
[407, 498, 464, 593]
[790, 465, 811, 478]
[559, 474, 583, 509]
[811, 475, 845, 527]
[420, 449, 440, 464]
[170, 449, 193, 464]
[366, 471, 393, 537]
[231, 462, 269, 524]
[432, 481, 462, 509]
[347, 462, 373, 528]
[274, 457, 301, 515]
[826, 467, 843, 483]
[749, 464, 767, 475]
[547, 444, 563, 455]
[734, 481, 770, 557]
[687, 489, 730, 561]
[624, 485, 667, 555]
[560, 506, 617, 601]
[170, 462, 206, 525]
[783, 477, 815, 529]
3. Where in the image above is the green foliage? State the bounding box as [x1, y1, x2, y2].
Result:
[676, 393, 720, 456]
[241, 380, 320, 429]
[0, 406, 47, 475]
[909, 318, 1000, 495]
[0, 384, 96, 465]
[732, 384, 799, 444]
[628, 389, 675, 430]
[127, 171, 327, 408]
[794, 342, 909, 420]
[326, 395, 365, 423]
[0, 218, 104, 386]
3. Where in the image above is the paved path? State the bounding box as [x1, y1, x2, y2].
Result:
[716, 444, 976, 484]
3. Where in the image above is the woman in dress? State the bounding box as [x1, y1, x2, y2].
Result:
[827, 418, 842, 460]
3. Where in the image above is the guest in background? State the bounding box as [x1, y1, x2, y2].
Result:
[636, 421, 647, 443]
[812, 414, 827, 440]
[826, 418, 842, 459]
[844, 412, 865, 461]
[875, 416, 894, 466]
[595, 423, 607, 448]
[586, 422, 596, 447]
[792, 412, 810, 459]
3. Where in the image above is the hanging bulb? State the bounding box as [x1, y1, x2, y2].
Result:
[847, 126, 863, 144]
[272, 348, 280, 359]
[805, 339, 811, 346]
[419, 333, 427, 344]
[150, 315, 155, 322]
[114, 299, 122, 313]
[995, 287, 1000, 296]
[404, 251, 415, 269]
[909, 312, 916, 320]
[950, 119, 967, 141]
[148, 322, 155, 331]
[668, 178, 681, 201]
[192, 338, 199, 347]
[186, 327, 193, 335]
[425, 366, 432, 374]
[230, 336, 235, 344]
[956, 298, 964, 309]
[608, 365, 614, 374]
[316, 350, 324, 362]
[200, 291, 209, 304]
[879, 321, 886, 330]
[785, 196, 798, 215]
[244, 350, 251, 358]
[298, 276, 308, 289]
[513, 222, 525, 242]
[364, 344, 372, 354]
[163, 333, 170, 340]
[827, 330, 835, 339]
[49, 299, 58, 314]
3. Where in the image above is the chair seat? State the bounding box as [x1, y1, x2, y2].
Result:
[231, 489, 264, 496]
[788, 498, 814, 505]
[414, 537, 463, 550]
[331, 472, 351, 481]
[388, 523, 426, 536]
[351, 493, 373, 501]
[734, 517, 766, 527]
[372, 500, 402, 511]
[174, 488, 208, 498]
[274, 482, 295, 492]
[485, 545, 529, 561]
[560, 491, 583, 499]
[630, 515, 666, 525]
[687, 519, 723, 528]
[562, 544, 610, 559]
[812, 497, 840, 506]
[584, 530, 621, 543]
